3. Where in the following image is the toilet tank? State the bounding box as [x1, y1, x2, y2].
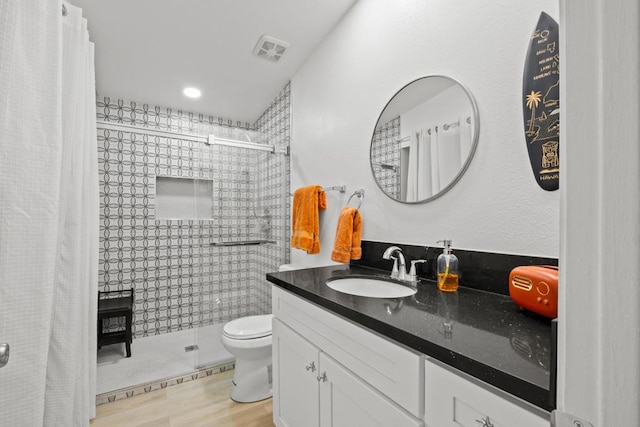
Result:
[278, 264, 307, 272]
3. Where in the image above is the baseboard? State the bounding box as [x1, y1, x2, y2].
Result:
[96, 360, 236, 405]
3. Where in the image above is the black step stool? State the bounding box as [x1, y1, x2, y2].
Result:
[97, 290, 133, 357]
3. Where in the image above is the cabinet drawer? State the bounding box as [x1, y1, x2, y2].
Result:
[424, 359, 549, 427]
[273, 287, 424, 418]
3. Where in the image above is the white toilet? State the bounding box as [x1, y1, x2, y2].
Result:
[222, 314, 274, 402]
[221, 263, 302, 403]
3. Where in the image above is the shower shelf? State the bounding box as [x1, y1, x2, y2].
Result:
[210, 240, 277, 247]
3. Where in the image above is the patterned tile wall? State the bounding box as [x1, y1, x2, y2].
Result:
[254, 82, 292, 314]
[97, 87, 290, 337]
[96, 97, 254, 132]
[371, 116, 401, 198]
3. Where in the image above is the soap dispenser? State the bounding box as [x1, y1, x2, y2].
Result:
[436, 240, 459, 292]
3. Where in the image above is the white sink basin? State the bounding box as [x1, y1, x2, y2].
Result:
[326, 276, 417, 298]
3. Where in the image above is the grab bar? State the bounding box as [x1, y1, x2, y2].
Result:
[210, 240, 276, 247]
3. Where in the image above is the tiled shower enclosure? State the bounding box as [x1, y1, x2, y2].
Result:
[96, 84, 290, 380]
[371, 116, 401, 198]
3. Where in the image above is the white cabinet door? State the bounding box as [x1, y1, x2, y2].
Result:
[273, 319, 320, 427]
[424, 359, 549, 427]
[273, 286, 423, 417]
[319, 353, 424, 427]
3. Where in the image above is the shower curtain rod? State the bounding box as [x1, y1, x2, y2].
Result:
[96, 121, 287, 154]
[442, 116, 472, 131]
[425, 116, 473, 133]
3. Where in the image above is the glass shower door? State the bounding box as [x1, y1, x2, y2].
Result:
[194, 128, 289, 369]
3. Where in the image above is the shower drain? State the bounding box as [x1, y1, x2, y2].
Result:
[184, 345, 199, 352]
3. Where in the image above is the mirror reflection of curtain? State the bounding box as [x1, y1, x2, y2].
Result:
[405, 133, 419, 202]
[437, 125, 462, 189]
[430, 126, 440, 195]
[404, 119, 472, 202]
[417, 129, 433, 200]
[459, 117, 473, 165]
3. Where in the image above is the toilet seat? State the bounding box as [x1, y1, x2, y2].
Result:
[223, 314, 273, 340]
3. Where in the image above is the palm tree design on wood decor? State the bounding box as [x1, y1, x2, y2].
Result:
[525, 90, 542, 137]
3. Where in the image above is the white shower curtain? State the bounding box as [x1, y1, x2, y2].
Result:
[0, 1, 97, 425]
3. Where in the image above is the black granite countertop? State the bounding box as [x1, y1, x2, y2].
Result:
[267, 264, 554, 412]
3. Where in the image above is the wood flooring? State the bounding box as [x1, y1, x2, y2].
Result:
[91, 370, 274, 427]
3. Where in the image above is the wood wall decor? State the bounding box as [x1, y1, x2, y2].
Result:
[523, 12, 560, 191]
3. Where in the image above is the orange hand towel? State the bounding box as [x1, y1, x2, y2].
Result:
[291, 185, 326, 254]
[331, 206, 362, 264]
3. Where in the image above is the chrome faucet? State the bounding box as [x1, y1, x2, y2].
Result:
[409, 259, 426, 283]
[382, 246, 407, 281]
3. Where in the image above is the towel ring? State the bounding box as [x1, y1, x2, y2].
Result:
[347, 189, 364, 209]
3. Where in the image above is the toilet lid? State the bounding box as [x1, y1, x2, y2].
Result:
[223, 314, 273, 340]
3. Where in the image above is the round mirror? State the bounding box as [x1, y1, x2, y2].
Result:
[370, 75, 479, 203]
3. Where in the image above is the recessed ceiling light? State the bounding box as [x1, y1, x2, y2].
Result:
[183, 87, 201, 98]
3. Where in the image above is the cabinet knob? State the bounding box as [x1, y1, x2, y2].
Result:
[305, 361, 316, 372]
[476, 416, 494, 427]
[316, 372, 327, 382]
[0, 343, 9, 368]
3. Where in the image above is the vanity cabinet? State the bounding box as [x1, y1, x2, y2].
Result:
[273, 319, 423, 427]
[423, 359, 549, 427]
[272, 287, 424, 427]
[271, 283, 549, 427]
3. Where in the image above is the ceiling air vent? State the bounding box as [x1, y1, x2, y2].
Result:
[252, 35, 289, 62]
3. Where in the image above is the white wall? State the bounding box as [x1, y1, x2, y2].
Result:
[559, 0, 640, 425]
[290, 0, 560, 267]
